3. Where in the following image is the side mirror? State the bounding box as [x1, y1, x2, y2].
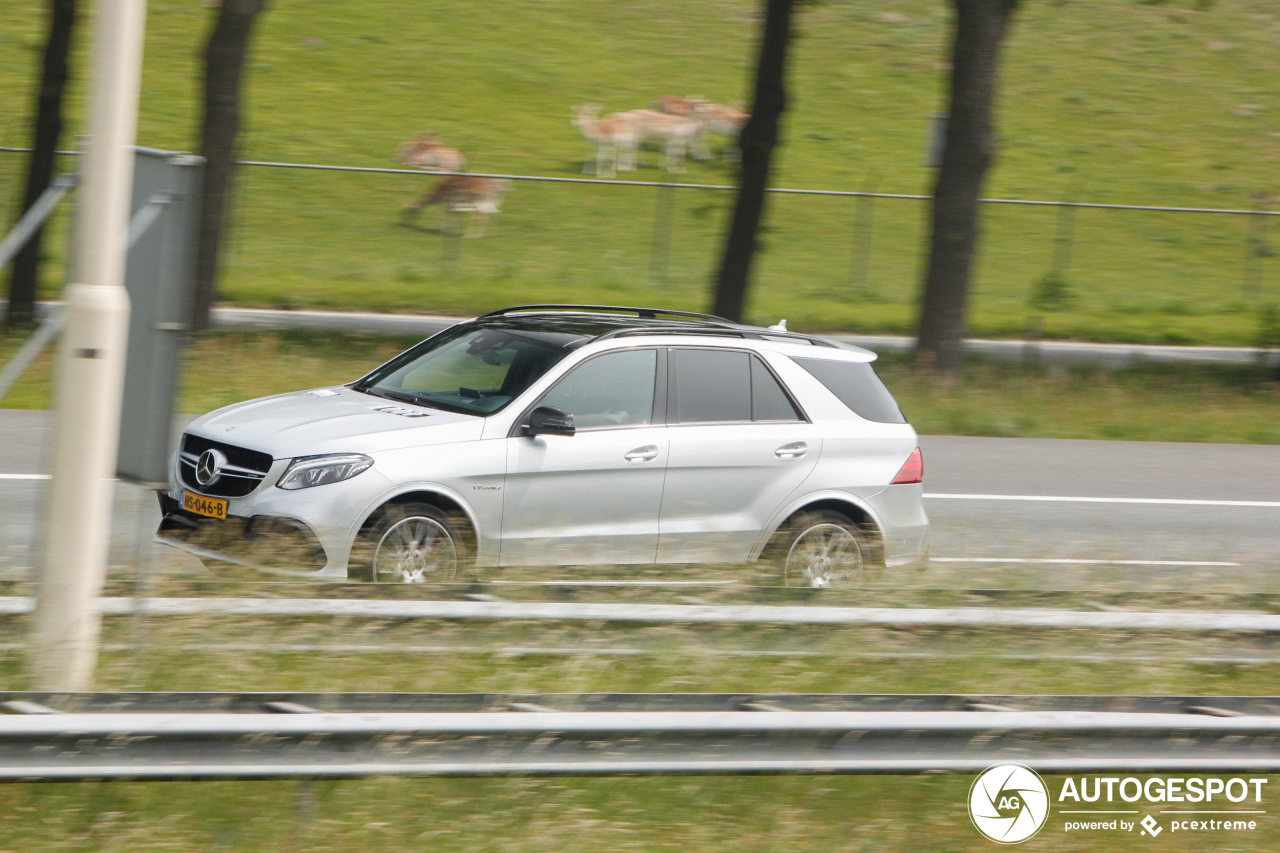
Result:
[524, 405, 575, 437]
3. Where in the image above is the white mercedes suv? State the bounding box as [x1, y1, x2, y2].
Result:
[157, 305, 928, 587]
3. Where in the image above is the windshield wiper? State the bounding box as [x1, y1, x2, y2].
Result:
[356, 386, 439, 410]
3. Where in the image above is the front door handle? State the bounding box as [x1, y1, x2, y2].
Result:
[625, 445, 660, 463]
[775, 441, 807, 459]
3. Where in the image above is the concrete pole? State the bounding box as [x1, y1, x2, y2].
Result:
[32, 0, 147, 691]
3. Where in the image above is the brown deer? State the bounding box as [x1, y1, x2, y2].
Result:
[403, 175, 510, 238]
[398, 132, 467, 173]
[692, 102, 749, 161]
[652, 95, 704, 117]
[622, 109, 702, 173]
[571, 104, 641, 177]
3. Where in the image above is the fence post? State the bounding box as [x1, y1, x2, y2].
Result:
[649, 182, 676, 287]
[848, 174, 879, 296]
[1243, 197, 1268, 299]
[1052, 173, 1088, 275]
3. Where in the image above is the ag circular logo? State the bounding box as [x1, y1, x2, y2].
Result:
[969, 763, 1050, 844]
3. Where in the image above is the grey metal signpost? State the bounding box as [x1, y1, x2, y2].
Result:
[116, 147, 203, 486]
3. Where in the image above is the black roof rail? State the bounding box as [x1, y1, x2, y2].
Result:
[592, 326, 839, 348]
[479, 304, 735, 324]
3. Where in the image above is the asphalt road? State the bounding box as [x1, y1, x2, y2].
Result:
[2, 410, 1277, 591]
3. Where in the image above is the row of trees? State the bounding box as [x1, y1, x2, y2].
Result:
[6, 0, 1016, 372]
[714, 0, 1018, 373]
[4, 0, 265, 334]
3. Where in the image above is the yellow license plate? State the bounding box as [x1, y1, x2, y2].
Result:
[182, 491, 228, 520]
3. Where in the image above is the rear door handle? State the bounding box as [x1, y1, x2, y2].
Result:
[775, 441, 807, 459]
[625, 445, 660, 463]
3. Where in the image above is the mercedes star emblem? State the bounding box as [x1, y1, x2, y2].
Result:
[194, 449, 225, 486]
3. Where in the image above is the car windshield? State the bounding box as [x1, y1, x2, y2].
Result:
[353, 326, 569, 416]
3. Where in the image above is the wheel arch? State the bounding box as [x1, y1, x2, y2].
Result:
[751, 491, 886, 567]
[354, 486, 481, 559]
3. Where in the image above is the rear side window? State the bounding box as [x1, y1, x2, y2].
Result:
[750, 356, 802, 421]
[793, 358, 906, 424]
[670, 349, 802, 423]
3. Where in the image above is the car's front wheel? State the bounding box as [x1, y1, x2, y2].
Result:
[353, 502, 467, 583]
[771, 510, 868, 588]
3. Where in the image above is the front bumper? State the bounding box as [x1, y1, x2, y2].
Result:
[156, 492, 328, 573]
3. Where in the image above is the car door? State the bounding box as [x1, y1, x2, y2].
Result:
[657, 347, 819, 563]
[501, 347, 669, 566]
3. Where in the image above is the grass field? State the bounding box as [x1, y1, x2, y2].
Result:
[2, 0, 1279, 343]
[6, 328, 1279, 444]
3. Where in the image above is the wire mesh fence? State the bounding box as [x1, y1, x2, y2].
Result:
[2, 148, 1278, 341]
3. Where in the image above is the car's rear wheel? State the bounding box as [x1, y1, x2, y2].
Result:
[772, 510, 867, 588]
[354, 502, 467, 583]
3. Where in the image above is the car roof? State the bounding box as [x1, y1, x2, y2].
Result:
[464, 305, 877, 360]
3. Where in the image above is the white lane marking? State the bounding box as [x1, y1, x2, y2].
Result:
[0, 474, 49, 480]
[925, 493, 1280, 508]
[932, 558, 1241, 567]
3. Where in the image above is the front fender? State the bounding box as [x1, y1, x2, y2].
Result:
[343, 481, 492, 569]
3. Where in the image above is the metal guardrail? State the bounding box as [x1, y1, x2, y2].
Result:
[1, 596, 1278, 633]
[0, 693, 1277, 779]
[2, 303, 1268, 369]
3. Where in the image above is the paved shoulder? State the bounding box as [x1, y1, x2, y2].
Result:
[919, 435, 1280, 503]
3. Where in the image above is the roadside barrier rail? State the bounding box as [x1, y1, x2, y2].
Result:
[0, 692, 1277, 780]
[1, 596, 1279, 633]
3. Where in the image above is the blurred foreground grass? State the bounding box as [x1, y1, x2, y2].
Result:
[4, 329, 1278, 443]
[0, 612, 1277, 851]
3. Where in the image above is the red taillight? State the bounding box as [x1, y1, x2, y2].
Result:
[890, 447, 923, 485]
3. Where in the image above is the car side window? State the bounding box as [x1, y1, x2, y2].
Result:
[539, 349, 658, 429]
[670, 349, 804, 424]
[792, 357, 907, 424]
[670, 349, 752, 423]
[751, 356, 803, 421]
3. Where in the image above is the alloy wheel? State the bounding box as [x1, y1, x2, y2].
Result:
[784, 522, 864, 588]
[372, 515, 458, 582]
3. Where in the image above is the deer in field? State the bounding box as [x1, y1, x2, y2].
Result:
[403, 175, 510, 238]
[572, 104, 642, 177]
[651, 95, 705, 117]
[692, 102, 749, 161]
[655, 99, 750, 161]
[622, 109, 702, 173]
[398, 132, 467, 173]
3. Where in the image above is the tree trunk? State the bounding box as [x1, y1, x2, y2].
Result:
[5, 0, 76, 330]
[711, 0, 796, 323]
[915, 0, 1017, 372]
[191, 0, 267, 332]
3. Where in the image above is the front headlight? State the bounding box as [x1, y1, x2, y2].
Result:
[276, 453, 374, 490]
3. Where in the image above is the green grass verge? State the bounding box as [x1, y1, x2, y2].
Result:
[2, 0, 1279, 344]
[5, 328, 1278, 443]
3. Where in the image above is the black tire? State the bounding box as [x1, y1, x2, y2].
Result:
[766, 509, 869, 588]
[350, 502, 470, 583]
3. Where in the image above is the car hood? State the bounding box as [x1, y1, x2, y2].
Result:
[185, 387, 486, 458]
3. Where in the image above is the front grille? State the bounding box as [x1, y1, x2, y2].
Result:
[179, 434, 274, 498]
